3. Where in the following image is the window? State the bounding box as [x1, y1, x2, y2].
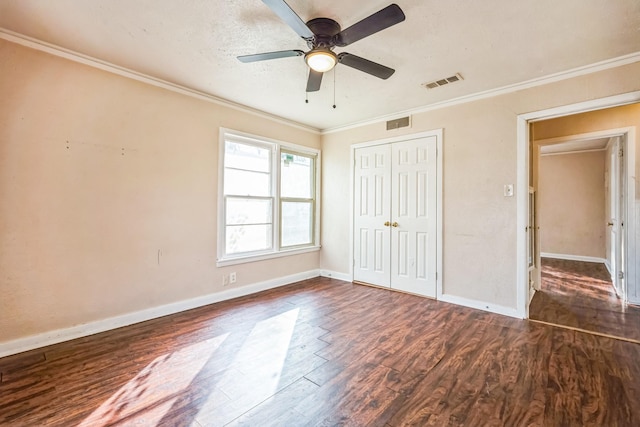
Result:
[218, 129, 319, 265]
[281, 151, 315, 247]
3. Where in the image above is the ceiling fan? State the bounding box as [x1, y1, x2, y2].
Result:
[238, 0, 406, 92]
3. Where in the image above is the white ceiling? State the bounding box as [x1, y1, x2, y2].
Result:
[1, 0, 639, 131]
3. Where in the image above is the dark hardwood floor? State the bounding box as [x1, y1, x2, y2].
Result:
[530, 257, 640, 343]
[2, 276, 640, 426]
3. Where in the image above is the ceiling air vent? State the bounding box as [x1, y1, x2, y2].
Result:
[422, 73, 463, 90]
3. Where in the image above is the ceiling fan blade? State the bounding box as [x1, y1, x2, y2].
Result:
[338, 53, 395, 79]
[262, 0, 315, 39]
[306, 70, 323, 92]
[335, 4, 405, 47]
[238, 50, 304, 63]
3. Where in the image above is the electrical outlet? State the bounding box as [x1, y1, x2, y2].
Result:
[229, 272, 237, 284]
[222, 275, 229, 286]
[504, 184, 514, 197]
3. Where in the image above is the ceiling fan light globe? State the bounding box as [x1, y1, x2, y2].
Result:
[305, 50, 337, 73]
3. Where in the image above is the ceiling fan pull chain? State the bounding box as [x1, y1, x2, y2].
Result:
[305, 63, 309, 104]
[333, 67, 337, 109]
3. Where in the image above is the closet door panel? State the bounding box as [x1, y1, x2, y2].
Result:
[353, 144, 392, 287]
[391, 137, 437, 297]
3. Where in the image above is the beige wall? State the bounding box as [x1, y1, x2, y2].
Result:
[538, 151, 606, 258]
[0, 39, 321, 344]
[320, 61, 640, 310]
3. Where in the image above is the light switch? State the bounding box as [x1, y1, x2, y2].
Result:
[504, 184, 514, 197]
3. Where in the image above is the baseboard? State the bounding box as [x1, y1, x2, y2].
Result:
[438, 294, 523, 319]
[541, 252, 607, 264]
[319, 270, 352, 282]
[0, 269, 320, 358]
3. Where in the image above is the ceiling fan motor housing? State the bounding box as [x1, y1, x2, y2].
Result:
[305, 18, 341, 49]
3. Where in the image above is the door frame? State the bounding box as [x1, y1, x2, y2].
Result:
[349, 129, 444, 298]
[516, 91, 640, 318]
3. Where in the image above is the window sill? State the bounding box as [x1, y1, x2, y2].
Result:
[216, 245, 321, 267]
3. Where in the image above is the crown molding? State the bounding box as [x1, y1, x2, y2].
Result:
[0, 28, 321, 135]
[321, 51, 640, 134]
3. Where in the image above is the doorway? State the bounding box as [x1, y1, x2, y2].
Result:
[528, 128, 640, 341]
[516, 93, 640, 337]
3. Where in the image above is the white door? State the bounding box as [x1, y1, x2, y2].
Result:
[390, 138, 438, 297]
[609, 137, 624, 296]
[353, 144, 392, 287]
[353, 137, 438, 297]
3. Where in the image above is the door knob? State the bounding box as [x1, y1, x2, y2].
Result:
[384, 221, 390, 227]
[392, 222, 399, 227]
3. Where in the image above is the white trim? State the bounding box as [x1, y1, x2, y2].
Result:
[0, 269, 320, 358]
[0, 28, 319, 134]
[633, 200, 640, 302]
[315, 150, 323, 253]
[540, 148, 607, 157]
[626, 131, 637, 304]
[541, 253, 607, 264]
[435, 129, 445, 300]
[351, 130, 441, 149]
[516, 116, 529, 318]
[319, 270, 352, 282]
[323, 52, 640, 134]
[605, 259, 613, 277]
[517, 91, 640, 319]
[216, 246, 321, 267]
[348, 147, 355, 281]
[519, 92, 640, 122]
[438, 294, 522, 319]
[350, 129, 444, 299]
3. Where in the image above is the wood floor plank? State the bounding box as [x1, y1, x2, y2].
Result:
[544, 328, 640, 426]
[530, 258, 640, 341]
[224, 378, 319, 427]
[1, 276, 639, 426]
[295, 348, 400, 427]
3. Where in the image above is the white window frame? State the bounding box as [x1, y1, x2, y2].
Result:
[217, 128, 321, 267]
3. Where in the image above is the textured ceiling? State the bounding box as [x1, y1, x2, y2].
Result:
[1, 0, 639, 130]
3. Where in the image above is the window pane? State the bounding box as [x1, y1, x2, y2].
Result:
[226, 224, 272, 254]
[224, 169, 270, 196]
[281, 153, 313, 198]
[281, 201, 313, 247]
[226, 198, 272, 225]
[225, 141, 270, 172]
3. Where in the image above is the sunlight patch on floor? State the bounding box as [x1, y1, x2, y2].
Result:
[78, 333, 230, 427]
[195, 308, 300, 419]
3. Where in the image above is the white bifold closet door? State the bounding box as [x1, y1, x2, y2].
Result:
[353, 136, 437, 297]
